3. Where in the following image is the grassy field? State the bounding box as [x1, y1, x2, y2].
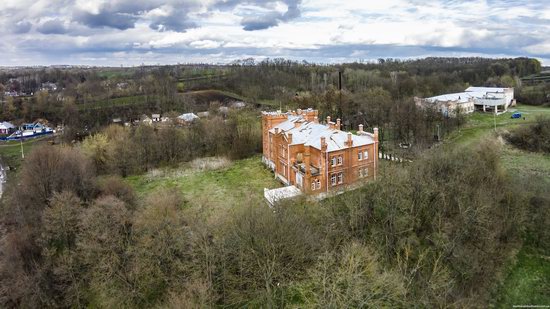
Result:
[446, 104, 550, 307]
[492, 247, 550, 307]
[125, 156, 281, 216]
[0, 137, 51, 170]
[77, 90, 247, 111]
[77, 95, 153, 110]
[447, 104, 550, 146]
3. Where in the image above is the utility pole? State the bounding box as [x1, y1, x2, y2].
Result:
[20, 138, 24, 159]
[493, 109, 497, 132]
[338, 70, 343, 119]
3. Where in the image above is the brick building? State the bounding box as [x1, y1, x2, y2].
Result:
[262, 108, 379, 194]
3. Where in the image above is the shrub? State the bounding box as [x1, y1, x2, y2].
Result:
[505, 117, 550, 153]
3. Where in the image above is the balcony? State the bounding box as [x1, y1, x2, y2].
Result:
[294, 162, 320, 176]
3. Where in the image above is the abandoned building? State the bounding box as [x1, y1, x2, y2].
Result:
[262, 108, 379, 195]
[415, 86, 515, 116]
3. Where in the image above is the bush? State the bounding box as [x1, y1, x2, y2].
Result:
[505, 117, 550, 153]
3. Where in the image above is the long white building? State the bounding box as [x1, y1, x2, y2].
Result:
[415, 86, 515, 116]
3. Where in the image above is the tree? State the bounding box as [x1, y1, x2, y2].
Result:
[81, 133, 110, 173]
[77, 196, 133, 307]
[129, 189, 192, 305]
[35, 191, 84, 307]
[17, 145, 96, 220]
[297, 242, 406, 308]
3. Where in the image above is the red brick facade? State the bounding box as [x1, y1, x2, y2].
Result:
[262, 109, 378, 194]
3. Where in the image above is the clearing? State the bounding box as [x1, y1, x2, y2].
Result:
[125, 156, 281, 216]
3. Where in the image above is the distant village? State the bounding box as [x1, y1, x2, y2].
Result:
[111, 100, 247, 127]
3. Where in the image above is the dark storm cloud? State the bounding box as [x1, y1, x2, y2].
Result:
[241, 12, 281, 30]
[72, 1, 200, 32]
[13, 20, 32, 34]
[148, 4, 201, 32]
[37, 19, 68, 34]
[74, 10, 137, 30]
[214, 0, 302, 31]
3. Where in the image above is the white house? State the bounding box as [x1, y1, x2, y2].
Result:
[177, 113, 199, 124]
[0, 121, 15, 135]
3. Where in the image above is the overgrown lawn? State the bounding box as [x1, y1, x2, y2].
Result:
[125, 155, 281, 215]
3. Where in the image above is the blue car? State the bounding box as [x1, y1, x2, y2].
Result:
[511, 112, 522, 119]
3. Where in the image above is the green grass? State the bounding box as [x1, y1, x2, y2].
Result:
[447, 104, 550, 146]
[97, 69, 135, 79]
[500, 144, 550, 187]
[77, 95, 153, 110]
[125, 156, 281, 215]
[492, 247, 550, 308]
[0, 137, 49, 170]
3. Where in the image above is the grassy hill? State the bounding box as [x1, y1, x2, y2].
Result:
[442, 104, 550, 307]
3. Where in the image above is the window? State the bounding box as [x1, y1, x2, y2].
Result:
[358, 151, 363, 160]
[331, 157, 337, 167]
[316, 179, 321, 190]
[338, 173, 343, 184]
[364, 151, 368, 160]
[359, 168, 369, 178]
[331, 174, 337, 186]
[338, 156, 343, 165]
[311, 182, 316, 191]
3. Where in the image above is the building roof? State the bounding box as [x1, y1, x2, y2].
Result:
[425, 92, 477, 103]
[177, 113, 199, 122]
[465, 86, 511, 93]
[269, 115, 375, 152]
[0, 122, 15, 129]
[426, 87, 507, 104]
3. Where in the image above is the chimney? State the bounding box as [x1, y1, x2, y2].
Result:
[275, 128, 279, 134]
[297, 108, 302, 115]
[313, 116, 319, 124]
[336, 118, 341, 130]
[294, 121, 301, 128]
[374, 127, 379, 142]
[326, 116, 331, 124]
[346, 132, 353, 147]
[288, 132, 293, 144]
[320, 136, 327, 151]
[358, 124, 364, 132]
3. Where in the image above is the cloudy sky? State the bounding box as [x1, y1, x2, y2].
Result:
[0, 0, 549, 66]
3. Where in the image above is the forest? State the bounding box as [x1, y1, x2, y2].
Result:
[0, 57, 548, 307]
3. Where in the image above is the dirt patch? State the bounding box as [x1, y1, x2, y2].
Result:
[144, 156, 231, 181]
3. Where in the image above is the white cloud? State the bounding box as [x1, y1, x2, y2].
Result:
[0, 0, 548, 65]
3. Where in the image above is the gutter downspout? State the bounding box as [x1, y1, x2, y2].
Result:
[374, 141, 378, 180]
[287, 143, 290, 186]
[325, 150, 329, 193]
